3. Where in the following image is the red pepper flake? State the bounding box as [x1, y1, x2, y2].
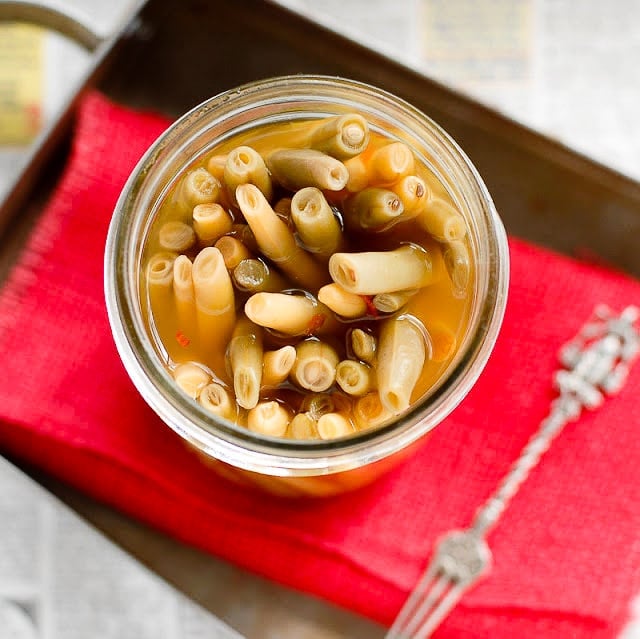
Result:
[362, 295, 379, 317]
[175, 330, 191, 348]
[306, 313, 326, 335]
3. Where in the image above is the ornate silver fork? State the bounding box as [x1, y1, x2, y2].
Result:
[385, 304, 640, 639]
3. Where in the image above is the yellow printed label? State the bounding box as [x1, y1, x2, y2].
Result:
[421, 0, 532, 84]
[0, 24, 44, 145]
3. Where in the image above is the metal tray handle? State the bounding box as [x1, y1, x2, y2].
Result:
[0, 1, 102, 50]
[0, 0, 127, 239]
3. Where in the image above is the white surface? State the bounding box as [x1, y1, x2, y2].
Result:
[0, 457, 243, 639]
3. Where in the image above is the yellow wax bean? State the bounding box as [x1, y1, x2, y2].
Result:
[344, 155, 369, 192]
[443, 240, 471, 299]
[247, 401, 290, 437]
[300, 393, 336, 421]
[372, 289, 419, 313]
[236, 184, 328, 291]
[306, 113, 369, 159]
[159, 221, 196, 252]
[367, 142, 415, 184]
[350, 328, 377, 365]
[233, 259, 289, 294]
[146, 252, 177, 349]
[206, 154, 228, 181]
[291, 187, 344, 258]
[336, 360, 375, 397]
[317, 413, 354, 439]
[192, 203, 233, 247]
[262, 346, 297, 388]
[389, 175, 429, 218]
[244, 292, 337, 336]
[353, 392, 393, 430]
[275, 113, 369, 160]
[191, 247, 235, 368]
[229, 317, 263, 409]
[181, 167, 221, 207]
[318, 283, 367, 319]
[266, 148, 349, 191]
[368, 142, 415, 184]
[199, 383, 236, 421]
[172, 255, 197, 338]
[172, 362, 211, 400]
[376, 316, 426, 414]
[344, 187, 404, 230]
[418, 197, 467, 242]
[287, 413, 319, 440]
[223, 145, 273, 202]
[290, 339, 339, 392]
[344, 142, 414, 192]
[147, 252, 175, 310]
[329, 244, 433, 295]
[214, 235, 253, 270]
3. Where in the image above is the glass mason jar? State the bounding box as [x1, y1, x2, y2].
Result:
[105, 75, 509, 497]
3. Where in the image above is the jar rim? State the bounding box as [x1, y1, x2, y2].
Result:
[104, 74, 509, 476]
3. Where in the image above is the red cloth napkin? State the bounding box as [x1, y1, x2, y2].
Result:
[1, 92, 639, 638]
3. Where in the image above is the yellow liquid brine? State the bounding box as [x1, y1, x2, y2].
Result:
[140, 117, 475, 439]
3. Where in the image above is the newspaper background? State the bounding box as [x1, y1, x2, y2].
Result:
[1, 0, 639, 637]
[0, 457, 244, 639]
[282, 0, 640, 184]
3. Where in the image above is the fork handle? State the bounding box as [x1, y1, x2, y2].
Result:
[470, 397, 574, 537]
[471, 304, 640, 537]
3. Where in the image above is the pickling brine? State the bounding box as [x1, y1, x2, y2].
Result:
[141, 115, 474, 440]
